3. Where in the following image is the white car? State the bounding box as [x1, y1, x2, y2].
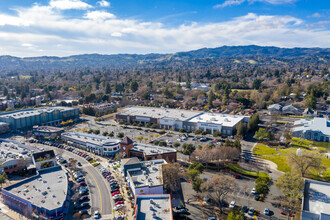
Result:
[229, 201, 236, 208]
[113, 204, 124, 211]
[251, 188, 256, 194]
[94, 210, 101, 219]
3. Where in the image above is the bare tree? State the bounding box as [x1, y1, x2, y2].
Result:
[162, 163, 184, 193]
[68, 158, 77, 171]
[201, 175, 238, 213]
[288, 153, 322, 177]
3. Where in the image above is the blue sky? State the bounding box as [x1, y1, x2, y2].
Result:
[0, 0, 328, 57]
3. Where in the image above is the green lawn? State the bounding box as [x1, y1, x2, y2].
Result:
[228, 164, 270, 179]
[253, 145, 277, 155]
[256, 138, 330, 182]
[261, 155, 291, 172]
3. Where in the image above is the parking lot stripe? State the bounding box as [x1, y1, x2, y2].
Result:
[85, 167, 103, 215]
[228, 193, 260, 203]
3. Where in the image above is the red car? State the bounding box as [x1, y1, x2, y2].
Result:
[107, 176, 114, 181]
[281, 207, 294, 216]
[115, 201, 124, 205]
[103, 173, 110, 178]
[78, 182, 87, 187]
[112, 191, 120, 196]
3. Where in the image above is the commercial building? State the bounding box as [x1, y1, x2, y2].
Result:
[116, 106, 249, 135]
[134, 194, 173, 220]
[292, 118, 330, 142]
[0, 122, 10, 134]
[129, 144, 177, 162]
[2, 166, 69, 219]
[301, 179, 330, 220]
[0, 106, 79, 131]
[0, 140, 37, 174]
[122, 158, 167, 197]
[1, 150, 69, 219]
[61, 132, 121, 156]
[33, 126, 64, 140]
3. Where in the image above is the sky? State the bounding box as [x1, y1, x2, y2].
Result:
[0, 0, 329, 57]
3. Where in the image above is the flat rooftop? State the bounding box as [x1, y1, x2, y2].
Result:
[119, 106, 202, 121]
[131, 144, 176, 156]
[0, 107, 77, 119]
[62, 132, 120, 146]
[0, 141, 37, 163]
[128, 160, 165, 188]
[136, 194, 172, 220]
[303, 179, 330, 216]
[188, 112, 247, 127]
[5, 166, 68, 211]
[33, 126, 64, 133]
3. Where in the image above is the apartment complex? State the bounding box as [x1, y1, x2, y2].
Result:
[61, 132, 121, 156]
[0, 106, 79, 131]
[116, 106, 249, 135]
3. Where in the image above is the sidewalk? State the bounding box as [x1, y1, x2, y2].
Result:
[0, 202, 28, 220]
[101, 161, 135, 220]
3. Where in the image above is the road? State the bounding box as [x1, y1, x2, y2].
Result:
[26, 141, 113, 219]
[62, 150, 113, 218]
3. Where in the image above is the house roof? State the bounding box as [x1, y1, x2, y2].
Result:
[303, 108, 315, 114]
[121, 157, 141, 166]
[121, 136, 134, 145]
[267, 104, 282, 111]
[293, 117, 330, 136]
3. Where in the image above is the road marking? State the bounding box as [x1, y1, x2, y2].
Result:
[84, 167, 103, 215]
[228, 193, 260, 203]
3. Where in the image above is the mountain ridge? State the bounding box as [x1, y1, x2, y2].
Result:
[0, 45, 328, 74]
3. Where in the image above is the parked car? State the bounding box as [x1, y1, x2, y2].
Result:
[113, 194, 123, 200]
[79, 187, 88, 195]
[94, 210, 101, 219]
[113, 204, 124, 211]
[248, 208, 255, 216]
[112, 191, 120, 196]
[115, 201, 124, 205]
[281, 207, 294, 216]
[200, 138, 207, 141]
[264, 208, 270, 216]
[251, 188, 256, 194]
[78, 182, 87, 187]
[79, 195, 88, 202]
[111, 187, 120, 193]
[77, 162, 82, 166]
[229, 201, 236, 208]
[241, 206, 248, 213]
[75, 202, 89, 209]
[76, 177, 85, 183]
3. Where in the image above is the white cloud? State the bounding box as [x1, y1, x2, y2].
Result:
[50, 0, 92, 10]
[21, 43, 33, 47]
[311, 12, 322, 18]
[97, 0, 110, 7]
[85, 11, 116, 20]
[214, 0, 297, 8]
[111, 32, 122, 37]
[0, 3, 328, 57]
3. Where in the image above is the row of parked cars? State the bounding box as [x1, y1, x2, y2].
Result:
[73, 170, 101, 219]
[99, 167, 126, 212]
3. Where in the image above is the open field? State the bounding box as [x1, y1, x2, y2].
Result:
[254, 138, 330, 181]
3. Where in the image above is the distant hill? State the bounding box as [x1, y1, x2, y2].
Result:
[0, 45, 329, 74]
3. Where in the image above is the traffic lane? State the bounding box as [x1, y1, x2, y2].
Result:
[62, 150, 113, 216]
